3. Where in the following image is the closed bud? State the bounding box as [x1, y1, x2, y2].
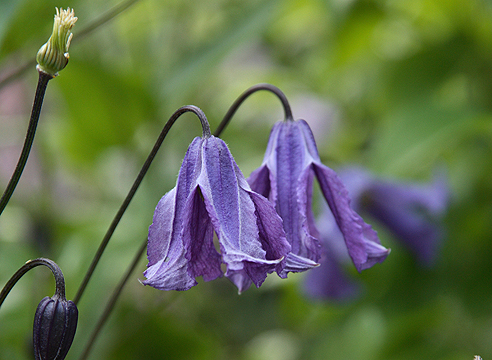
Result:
[33, 294, 78, 360]
[36, 7, 77, 76]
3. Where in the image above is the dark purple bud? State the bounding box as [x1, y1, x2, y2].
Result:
[33, 294, 78, 360]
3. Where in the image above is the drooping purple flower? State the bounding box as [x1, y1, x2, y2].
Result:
[143, 135, 291, 293]
[338, 167, 449, 265]
[248, 119, 389, 277]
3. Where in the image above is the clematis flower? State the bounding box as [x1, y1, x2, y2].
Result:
[143, 135, 291, 293]
[248, 119, 389, 277]
[337, 167, 449, 265]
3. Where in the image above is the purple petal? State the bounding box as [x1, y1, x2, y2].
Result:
[183, 187, 222, 282]
[294, 120, 389, 272]
[143, 137, 204, 291]
[338, 167, 448, 265]
[249, 191, 291, 274]
[143, 188, 197, 290]
[313, 162, 390, 272]
[199, 137, 286, 288]
[303, 253, 361, 301]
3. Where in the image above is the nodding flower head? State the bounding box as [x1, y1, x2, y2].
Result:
[143, 135, 291, 293]
[248, 119, 390, 276]
[36, 7, 77, 76]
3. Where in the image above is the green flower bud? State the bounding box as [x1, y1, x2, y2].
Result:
[36, 8, 77, 76]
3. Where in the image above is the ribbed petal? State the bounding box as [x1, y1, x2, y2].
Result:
[249, 191, 291, 274]
[143, 138, 204, 291]
[143, 188, 197, 290]
[199, 137, 287, 289]
[183, 187, 222, 282]
[248, 119, 389, 277]
[313, 163, 390, 272]
[339, 167, 447, 265]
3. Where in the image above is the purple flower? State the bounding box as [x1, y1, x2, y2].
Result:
[338, 167, 449, 265]
[248, 119, 389, 277]
[303, 205, 362, 301]
[143, 136, 291, 293]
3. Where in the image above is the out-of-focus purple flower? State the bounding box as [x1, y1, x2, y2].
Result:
[303, 205, 362, 301]
[248, 119, 389, 277]
[143, 135, 291, 293]
[339, 167, 449, 265]
[303, 167, 448, 301]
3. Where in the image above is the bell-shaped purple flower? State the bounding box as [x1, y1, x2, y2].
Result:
[248, 119, 389, 277]
[143, 135, 291, 293]
[338, 167, 449, 265]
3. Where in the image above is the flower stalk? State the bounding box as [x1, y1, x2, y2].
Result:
[0, 258, 78, 360]
[0, 8, 76, 216]
[213, 83, 293, 137]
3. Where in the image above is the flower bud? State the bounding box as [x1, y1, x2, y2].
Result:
[36, 7, 77, 76]
[33, 295, 78, 360]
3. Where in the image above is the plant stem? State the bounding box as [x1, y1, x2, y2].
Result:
[0, 70, 53, 216]
[73, 105, 209, 305]
[76, 85, 290, 357]
[78, 237, 147, 360]
[0, 258, 66, 308]
[213, 83, 293, 137]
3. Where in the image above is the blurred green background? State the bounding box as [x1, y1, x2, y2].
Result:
[1, 0, 492, 359]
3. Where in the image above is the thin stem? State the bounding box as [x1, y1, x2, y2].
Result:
[73, 105, 209, 305]
[0, 258, 66, 308]
[0, 0, 141, 91]
[213, 83, 293, 137]
[0, 70, 53, 216]
[78, 237, 147, 360]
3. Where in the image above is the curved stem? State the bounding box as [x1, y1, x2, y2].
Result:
[73, 105, 209, 305]
[0, 258, 66, 308]
[0, 70, 53, 216]
[78, 237, 147, 360]
[213, 83, 293, 137]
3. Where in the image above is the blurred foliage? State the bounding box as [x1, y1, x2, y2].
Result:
[1, 0, 492, 359]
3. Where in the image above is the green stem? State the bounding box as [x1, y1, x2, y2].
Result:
[0, 70, 53, 216]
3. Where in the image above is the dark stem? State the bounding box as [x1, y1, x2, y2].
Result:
[0, 258, 66, 308]
[213, 83, 293, 137]
[73, 105, 209, 305]
[0, 70, 53, 216]
[78, 237, 147, 360]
